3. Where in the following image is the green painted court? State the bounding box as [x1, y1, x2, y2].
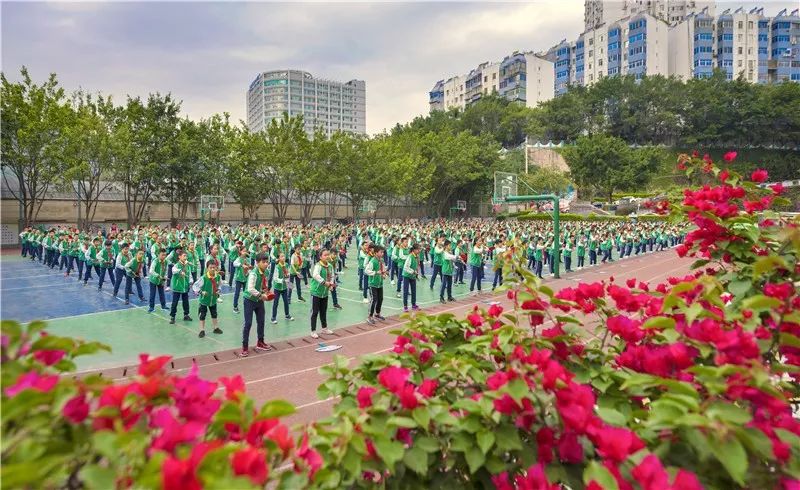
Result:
[1, 254, 489, 371]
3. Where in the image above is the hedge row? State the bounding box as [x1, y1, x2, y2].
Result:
[511, 212, 667, 222]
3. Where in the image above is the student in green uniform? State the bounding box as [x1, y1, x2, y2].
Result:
[195, 261, 223, 339]
[241, 253, 274, 357]
[270, 252, 295, 324]
[148, 249, 169, 312]
[309, 249, 335, 339]
[491, 242, 506, 290]
[290, 244, 307, 303]
[468, 238, 484, 293]
[232, 247, 250, 314]
[439, 240, 456, 304]
[113, 243, 132, 299]
[168, 250, 192, 324]
[124, 249, 146, 304]
[402, 243, 420, 312]
[364, 244, 387, 325]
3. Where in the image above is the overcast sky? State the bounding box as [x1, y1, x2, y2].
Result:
[2, 1, 796, 134]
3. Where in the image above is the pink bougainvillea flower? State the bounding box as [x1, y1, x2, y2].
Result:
[4, 372, 59, 397]
[161, 441, 220, 490]
[33, 349, 65, 366]
[751, 168, 769, 183]
[488, 303, 504, 318]
[419, 349, 434, 364]
[417, 379, 438, 398]
[138, 354, 172, 377]
[357, 386, 377, 409]
[673, 469, 703, 490]
[231, 447, 269, 486]
[397, 383, 419, 410]
[295, 434, 323, 478]
[592, 426, 645, 463]
[149, 408, 206, 453]
[557, 430, 583, 463]
[719, 169, 730, 182]
[487, 370, 516, 390]
[771, 182, 785, 195]
[377, 366, 410, 394]
[467, 311, 484, 327]
[631, 454, 670, 490]
[62, 393, 90, 423]
[218, 375, 245, 401]
[723, 151, 737, 162]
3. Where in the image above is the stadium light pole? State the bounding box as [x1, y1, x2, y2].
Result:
[505, 194, 561, 279]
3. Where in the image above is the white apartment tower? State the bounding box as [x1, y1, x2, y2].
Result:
[585, 0, 715, 29]
[246, 70, 366, 136]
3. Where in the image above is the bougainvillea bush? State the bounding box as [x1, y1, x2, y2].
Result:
[2, 152, 799, 489]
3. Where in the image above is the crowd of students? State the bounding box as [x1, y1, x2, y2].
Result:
[19, 218, 685, 356]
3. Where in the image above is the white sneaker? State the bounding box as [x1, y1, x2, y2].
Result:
[391, 280, 395, 285]
[362, 298, 369, 304]
[321, 328, 333, 335]
[311, 332, 319, 339]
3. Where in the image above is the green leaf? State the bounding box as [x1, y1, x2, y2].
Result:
[414, 435, 440, 453]
[597, 406, 627, 426]
[477, 430, 495, 455]
[707, 402, 752, 425]
[710, 434, 747, 486]
[403, 446, 429, 476]
[495, 424, 522, 451]
[80, 465, 117, 489]
[412, 407, 431, 429]
[742, 294, 781, 312]
[388, 416, 417, 429]
[729, 279, 751, 298]
[465, 446, 486, 474]
[258, 399, 296, 419]
[642, 316, 676, 330]
[753, 256, 786, 276]
[373, 438, 405, 468]
[780, 333, 800, 349]
[583, 461, 619, 490]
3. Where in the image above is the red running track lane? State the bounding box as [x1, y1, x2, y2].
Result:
[89, 251, 694, 428]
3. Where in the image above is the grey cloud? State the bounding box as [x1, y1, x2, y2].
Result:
[3, 2, 585, 132]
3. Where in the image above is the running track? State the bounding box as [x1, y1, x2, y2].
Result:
[82, 251, 694, 428]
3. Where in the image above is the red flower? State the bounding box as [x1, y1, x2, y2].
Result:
[764, 282, 793, 301]
[593, 427, 645, 462]
[398, 384, 419, 409]
[488, 303, 504, 318]
[138, 354, 172, 377]
[219, 375, 245, 400]
[631, 454, 670, 490]
[557, 431, 583, 463]
[467, 311, 484, 327]
[377, 366, 410, 394]
[419, 349, 434, 364]
[607, 315, 645, 343]
[357, 386, 377, 409]
[295, 434, 323, 478]
[771, 182, 785, 195]
[723, 151, 737, 162]
[33, 349, 65, 366]
[719, 169, 730, 182]
[673, 470, 703, 490]
[487, 370, 515, 390]
[418, 379, 438, 398]
[5, 372, 59, 397]
[162, 442, 220, 490]
[751, 168, 769, 183]
[265, 423, 294, 458]
[231, 447, 269, 486]
[63, 394, 90, 423]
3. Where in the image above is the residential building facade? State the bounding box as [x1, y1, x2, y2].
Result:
[429, 55, 553, 112]
[246, 70, 366, 136]
[585, 0, 715, 30]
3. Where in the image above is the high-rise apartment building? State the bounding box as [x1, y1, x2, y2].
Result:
[429, 55, 553, 112]
[585, 0, 715, 30]
[669, 7, 799, 83]
[246, 70, 366, 136]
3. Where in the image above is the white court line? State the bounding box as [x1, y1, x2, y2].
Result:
[1, 273, 58, 280]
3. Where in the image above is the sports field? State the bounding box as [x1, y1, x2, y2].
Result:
[0, 254, 492, 370]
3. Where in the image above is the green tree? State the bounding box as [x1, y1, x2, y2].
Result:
[112, 94, 181, 226]
[295, 128, 331, 225]
[519, 166, 572, 195]
[227, 127, 269, 221]
[1, 67, 72, 227]
[562, 134, 660, 202]
[62, 92, 117, 228]
[259, 114, 309, 224]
